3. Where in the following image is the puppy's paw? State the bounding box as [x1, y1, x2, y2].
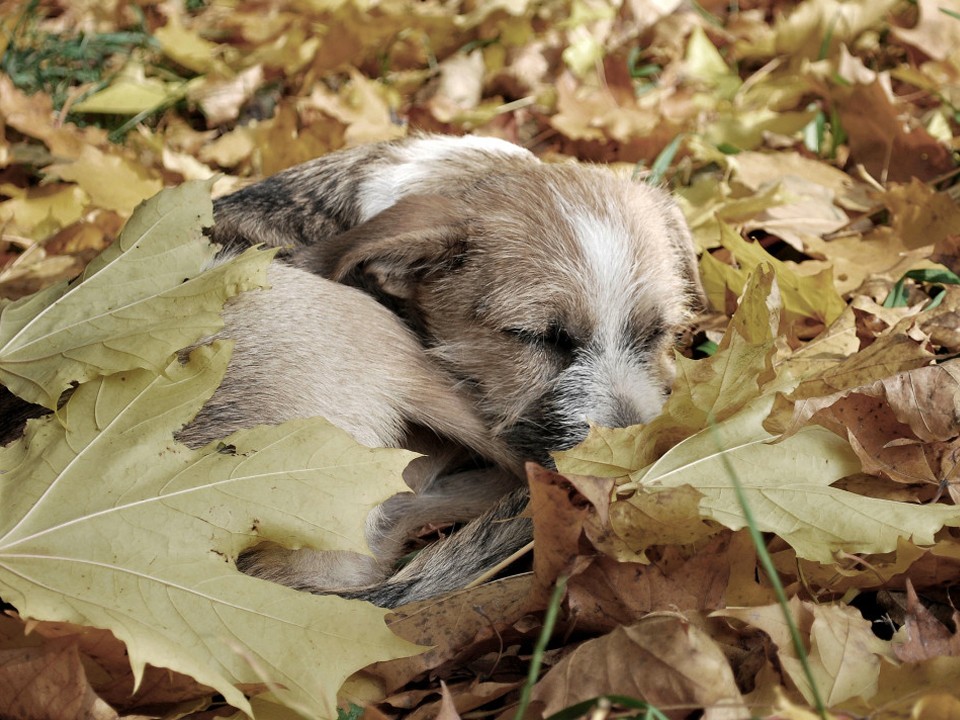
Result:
[237, 542, 388, 594]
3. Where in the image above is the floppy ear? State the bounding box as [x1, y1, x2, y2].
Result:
[294, 194, 473, 301]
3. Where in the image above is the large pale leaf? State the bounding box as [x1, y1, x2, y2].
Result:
[0, 180, 273, 409]
[0, 344, 419, 719]
[626, 396, 960, 564]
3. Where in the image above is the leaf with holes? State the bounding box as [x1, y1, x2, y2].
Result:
[0, 180, 273, 409]
[0, 343, 420, 719]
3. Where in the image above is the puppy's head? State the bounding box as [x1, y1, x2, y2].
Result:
[297, 159, 704, 466]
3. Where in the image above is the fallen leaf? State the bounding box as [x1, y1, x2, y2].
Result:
[700, 222, 846, 333]
[0, 183, 88, 239]
[530, 614, 746, 720]
[0, 75, 104, 162]
[154, 16, 230, 75]
[892, 0, 960, 61]
[0, 615, 216, 712]
[527, 464, 593, 602]
[305, 69, 405, 148]
[0, 180, 273, 409]
[365, 575, 533, 696]
[189, 65, 266, 127]
[0, 643, 117, 720]
[736, 0, 900, 61]
[884, 180, 960, 252]
[45, 145, 163, 216]
[893, 581, 960, 663]
[743, 176, 849, 252]
[718, 598, 891, 707]
[70, 63, 185, 116]
[627, 392, 959, 563]
[833, 82, 954, 183]
[0, 344, 419, 718]
[728, 150, 873, 212]
[566, 533, 736, 634]
[910, 693, 960, 720]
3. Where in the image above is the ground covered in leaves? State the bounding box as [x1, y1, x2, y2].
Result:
[1, 0, 959, 718]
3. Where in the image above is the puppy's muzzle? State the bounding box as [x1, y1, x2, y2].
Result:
[501, 380, 666, 466]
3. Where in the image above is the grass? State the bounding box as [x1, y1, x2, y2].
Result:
[2, 1, 156, 108]
[0, 0, 176, 137]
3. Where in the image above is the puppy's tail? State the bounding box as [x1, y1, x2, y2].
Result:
[345, 486, 532, 607]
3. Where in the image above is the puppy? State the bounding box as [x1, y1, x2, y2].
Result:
[209, 135, 705, 605]
[0, 135, 702, 607]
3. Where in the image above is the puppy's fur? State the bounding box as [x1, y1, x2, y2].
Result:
[182, 262, 524, 598]
[207, 135, 704, 605]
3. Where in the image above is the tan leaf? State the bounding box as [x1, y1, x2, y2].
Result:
[566, 534, 736, 634]
[435, 682, 463, 720]
[0, 75, 104, 162]
[0, 184, 88, 239]
[776, 312, 937, 417]
[932, 233, 960, 275]
[833, 83, 954, 184]
[719, 598, 891, 706]
[0, 643, 117, 720]
[45, 146, 163, 216]
[892, 0, 960, 61]
[842, 656, 960, 718]
[528, 464, 592, 602]
[910, 693, 960, 720]
[154, 16, 229, 75]
[884, 180, 960, 252]
[365, 575, 533, 695]
[188, 66, 266, 127]
[608, 485, 714, 559]
[531, 614, 746, 720]
[0, 616, 215, 712]
[742, 176, 849, 252]
[893, 581, 960, 663]
[700, 223, 846, 333]
[729, 150, 872, 212]
[305, 69, 405, 148]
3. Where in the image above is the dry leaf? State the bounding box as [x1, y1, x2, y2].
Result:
[894, 581, 960, 663]
[0, 643, 117, 720]
[531, 614, 746, 720]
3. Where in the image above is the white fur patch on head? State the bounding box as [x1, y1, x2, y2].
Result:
[565, 208, 651, 344]
[547, 189, 683, 435]
[358, 135, 535, 221]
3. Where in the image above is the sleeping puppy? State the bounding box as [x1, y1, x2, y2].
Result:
[214, 135, 703, 463]
[208, 135, 705, 606]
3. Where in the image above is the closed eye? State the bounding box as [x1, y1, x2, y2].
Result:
[503, 323, 579, 355]
[630, 320, 672, 353]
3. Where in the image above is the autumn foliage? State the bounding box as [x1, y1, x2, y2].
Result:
[1, 0, 960, 719]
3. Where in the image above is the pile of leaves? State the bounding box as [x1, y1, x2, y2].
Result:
[0, 0, 959, 718]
